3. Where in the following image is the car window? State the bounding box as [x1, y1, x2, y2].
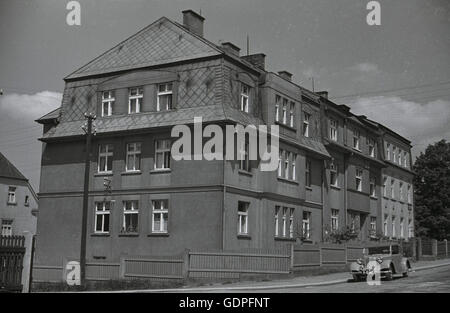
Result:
[368, 246, 390, 255]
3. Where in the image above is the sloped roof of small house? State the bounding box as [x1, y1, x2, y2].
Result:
[0, 151, 28, 181]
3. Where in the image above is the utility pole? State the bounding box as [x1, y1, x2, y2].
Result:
[80, 112, 96, 287]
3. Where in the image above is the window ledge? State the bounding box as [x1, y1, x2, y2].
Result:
[150, 169, 171, 174]
[121, 170, 142, 176]
[305, 186, 313, 191]
[24, 203, 30, 207]
[370, 196, 378, 200]
[148, 232, 169, 237]
[330, 185, 340, 190]
[277, 177, 299, 185]
[119, 232, 139, 237]
[94, 172, 113, 177]
[91, 233, 110, 237]
[7, 202, 17, 206]
[274, 237, 296, 242]
[238, 170, 253, 177]
[237, 234, 251, 240]
[276, 121, 297, 132]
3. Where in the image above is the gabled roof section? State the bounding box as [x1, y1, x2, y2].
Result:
[0, 152, 28, 181]
[65, 17, 223, 80]
[36, 107, 61, 124]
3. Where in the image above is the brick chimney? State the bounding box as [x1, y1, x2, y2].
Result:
[221, 42, 240, 57]
[278, 71, 293, 81]
[182, 9, 205, 37]
[241, 53, 266, 70]
[316, 91, 328, 99]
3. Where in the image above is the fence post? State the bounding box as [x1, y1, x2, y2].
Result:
[182, 249, 190, 279]
[432, 239, 438, 258]
[119, 256, 126, 279]
[21, 231, 33, 293]
[417, 238, 422, 261]
[445, 239, 449, 258]
[290, 244, 294, 272]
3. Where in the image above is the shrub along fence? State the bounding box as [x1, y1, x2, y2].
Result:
[32, 238, 450, 285]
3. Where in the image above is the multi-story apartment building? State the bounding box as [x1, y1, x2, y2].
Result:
[33, 10, 414, 279]
[378, 124, 414, 240]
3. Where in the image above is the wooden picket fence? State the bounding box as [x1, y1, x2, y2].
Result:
[0, 236, 26, 292]
[32, 238, 450, 284]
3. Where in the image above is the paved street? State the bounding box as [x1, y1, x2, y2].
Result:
[246, 265, 450, 293]
[139, 261, 450, 293]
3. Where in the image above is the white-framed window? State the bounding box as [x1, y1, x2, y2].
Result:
[329, 118, 337, 141]
[128, 87, 143, 114]
[275, 95, 281, 122]
[408, 219, 414, 238]
[289, 208, 294, 238]
[289, 102, 295, 127]
[400, 218, 405, 238]
[126, 142, 141, 172]
[407, 184, 412, 204]
[240, 84, 250, 113]
[7, 186, 16, 204]
[157, 83, 173, 111]
[122, 200, 139, 233]
[94, 201, 111, 234]
[331, 209, 339, 231]
[399, 182, 404, 201]
[391, 179, 395, 199]
[305, 159, 311, 187]
[355, 168, 363, 192]
[302, 112, 310, 137]
[1, 219, 13, 236]
[101, 90, 115, 117]
[370, 176, 376, 197]
[383, 177, 388, 197]
[284, 151, 289, 180]
[383, 214, 388, 236]
[353, 129, 360, 150]
[282, 98, 288, 124]
[152, 199, 168, 233]
[330, 162, 338, 187]
[386, 143, 391, 160]
[282, 207, 287, 237]
[278, 150, 283, 177]
[98, 144, 113, 173]
[239, 138, 250, 172]
[397, 149, 402, 164]
[392, 216, 396, 238]
[403, 152, 408, 168]
[392, 146, 397, 163]
[237, 201, 249, 235]
[274, 206, 280, 237]
[302, 211, 311, 239]
[291, 153, 297, 181]
[370, 216, 376, 237]
[154, 139, 171, 170]
[368, 138, 375, 157]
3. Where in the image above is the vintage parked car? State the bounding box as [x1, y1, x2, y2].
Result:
[350, 244, 412, 281]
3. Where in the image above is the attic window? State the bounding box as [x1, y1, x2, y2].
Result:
[240, 84, 250, 113]
[157, 83, 173, 111]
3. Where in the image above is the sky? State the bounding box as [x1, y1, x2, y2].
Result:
[0, 0, 449, 191]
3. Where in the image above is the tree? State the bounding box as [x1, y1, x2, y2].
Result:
[413, 140, 450, 240]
